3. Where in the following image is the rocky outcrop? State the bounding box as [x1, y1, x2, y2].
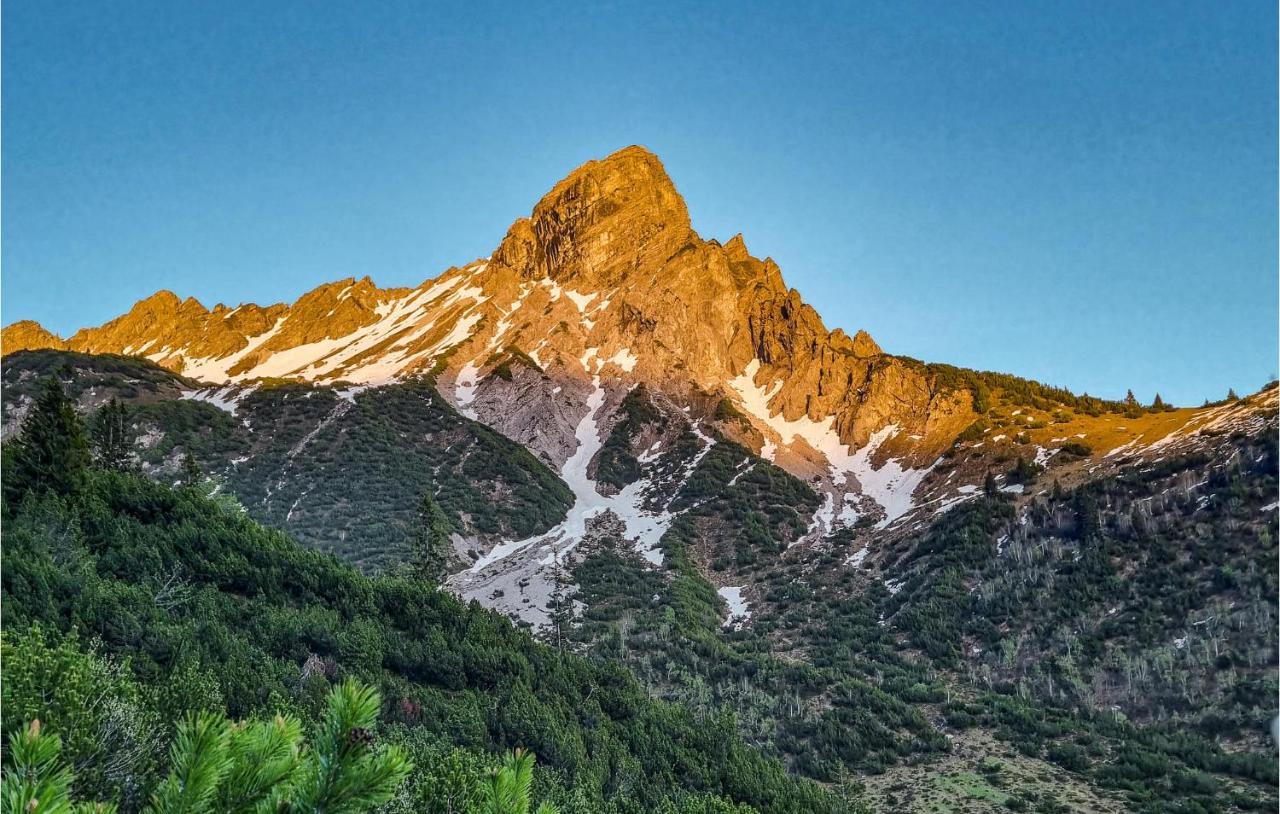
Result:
[2, 320, 67, 353]
[0, 147, 984, 479]
[7, 145, 1269, 634]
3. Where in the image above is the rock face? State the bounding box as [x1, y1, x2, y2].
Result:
[3, 146, 968, 468]
[2, 320, 68, 353]
[6, 145, 1275, 632]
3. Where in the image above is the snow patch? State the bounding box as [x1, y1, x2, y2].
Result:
[181, 385, 259, 416]
[454, 362, 482, 418]
[718, 586, 751, 629]
[729, 359, 933, 527]
[565, 289, 598, 312]
[604, 348, 638, 373]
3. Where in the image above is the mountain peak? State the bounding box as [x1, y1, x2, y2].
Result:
[1, 320, 67, 353]
[137, 289, 183, 309]
[493, 146, 693, 288]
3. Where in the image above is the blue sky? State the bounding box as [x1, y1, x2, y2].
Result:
[3, 1, 1275, 405]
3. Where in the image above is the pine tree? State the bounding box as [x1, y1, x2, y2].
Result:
[477, 749, 559, 814]
[413, 491, 452, 584]
[91, 399, 134, 472]
[983, 471, 999, 497]
[7, 377, 91, 498]
[0, 719, 117, 814]
[546, 556, 573, 654]
[267, 680, 411, 813]
[180, 451, 203, 487]
[1151, 393, 1167, 411]
[1122, 388, 1143, 418]
[1009, 456, 1041, 485]
[2, 682, 410, 814]
[1227, 388, 1240, 401]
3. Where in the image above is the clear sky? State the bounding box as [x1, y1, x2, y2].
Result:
[3, 1, 1275, 405]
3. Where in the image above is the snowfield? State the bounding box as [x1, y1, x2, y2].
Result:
[729, 359, 935, 533]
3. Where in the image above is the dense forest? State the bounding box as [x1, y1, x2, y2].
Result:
[1, 377, 862, 813]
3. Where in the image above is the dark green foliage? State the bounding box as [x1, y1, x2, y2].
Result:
[485, 347, 543, 382]
[1, 350, 195, 404]
[983, 470, 999, 496]
[595, 386, 664, 490]
[1, 626, 161, 806]
[1007, 456, 1042, 485]
[1058, 440, 1092, 457]
[91, 399, 135, 472]
[713, 397, 748, 424]
[14, 352, 575, 573]
[955, 420, 988, 445]
[6, 377, 92, 499]
[414, 492, 452, 583]
[568, 440, 950, 784]
[2, 717, 119, 814]
[905, 359, 1131, 417]
[180, 450, 203, 486]
[882, 496, 1014, 664]
[669, 439, 819, 564]
[1, 465, 851, 814]
[875, 431, 1279, 811]
[1, 680, 412, 814]
[129, 399, 246, 465]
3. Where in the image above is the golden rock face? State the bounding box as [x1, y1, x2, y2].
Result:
[3, 145, 967, 464]
[2, 320, 68, 353]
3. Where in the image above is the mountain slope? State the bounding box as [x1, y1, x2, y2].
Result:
[0, 350, 573, 572]
[2, 147, 1248, 603]
[1, 457, 854, 813]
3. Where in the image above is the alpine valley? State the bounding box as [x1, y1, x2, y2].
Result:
[4, 147, 1277, 813]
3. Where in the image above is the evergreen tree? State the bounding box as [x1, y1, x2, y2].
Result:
[90, 399, 134, 472]
[1227, 388, 1240, 401]
[1122, 389, 1143, 418]
[1, 682, 410, 814]
[1008, 456, 1041, 485]
[179, 452, 203, 487]
[971, 381, 991, 414]
[983, 471, 999, 497]
[0, 719, 116, 814]
[545, 556, 573, 653]
[477, 749, 559, 814]
[1151, 393, 1167, 411]
[7, 377, 91, 498]
[414, 491, 452, 584]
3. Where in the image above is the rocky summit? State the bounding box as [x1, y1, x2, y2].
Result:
[3, 146, 1275, 629]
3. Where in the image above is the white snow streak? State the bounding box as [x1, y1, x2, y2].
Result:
[181, 384, 259, 416]
[729, 359, 934, 531]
